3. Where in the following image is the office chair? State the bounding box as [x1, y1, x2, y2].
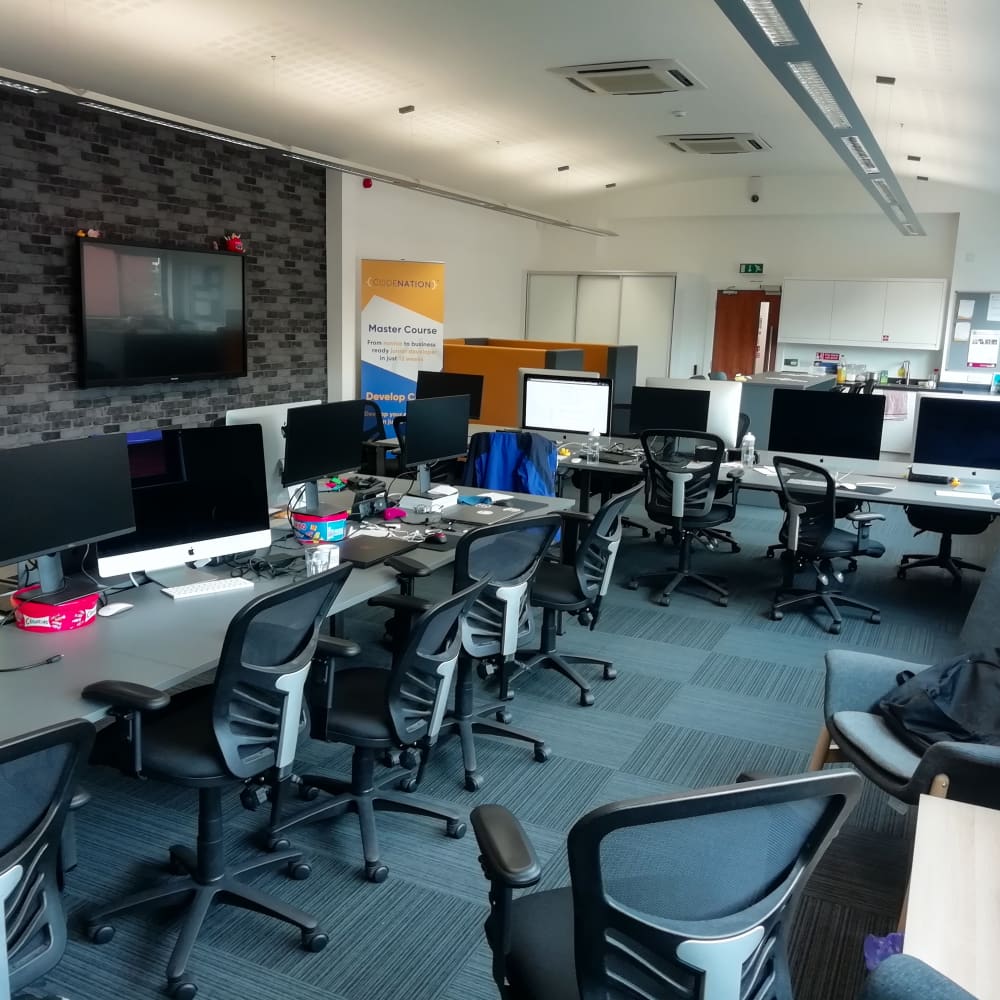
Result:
[264, 580, 488, 881]
[770, 457, 884, 634]
[897, 505, 995, 587]
[690, 410, 751, 555]
[861, 955, 975, 1000]
[372, 516, 561, 791]
[1, 719, 94, 1000]
[464, 430, 558, 497]
[626, 430, 738, 607]
[708, 370, 728, 380]
[361, 400, 398, 476]
[82, 567, 352, 999]
[523, 484, 642, 706]
[471, 770, 861, 1000]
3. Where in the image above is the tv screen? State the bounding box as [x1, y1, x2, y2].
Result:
[78, 240, 247, 388]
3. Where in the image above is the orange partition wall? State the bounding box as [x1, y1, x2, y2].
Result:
[476, 339, 611, 377]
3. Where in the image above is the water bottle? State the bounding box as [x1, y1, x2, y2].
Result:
[586, 428, 601, 464]
[740, 430, 756, 468]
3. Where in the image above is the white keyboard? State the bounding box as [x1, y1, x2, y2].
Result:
[162, 577, 254, 600]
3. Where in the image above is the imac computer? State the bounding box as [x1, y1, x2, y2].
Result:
[644, 377, 743, 448]
[415, 370, 485, 420]
[225, 398, 321, 507]
[281, 399, 367, 511]
[0, 435, 135, 601]
[629, 386, 711, 437]
[96, 424, 272, 583]
[912, 393, 1000, 478]
[403, 394, 470, 492]
[768, 389, 886, 467]
[520, 373, 613, 436]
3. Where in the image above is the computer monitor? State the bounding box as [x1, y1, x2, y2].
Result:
[629, 386, 711, 437]
[912, 393, 1000, 477]
[521, 373, 613, 436]
[403, 394, 470, 492]
[281, 399, 367, 510]
[0, 435, 136, 600]
[225, 398, 322, 508]
[96, 425, 272, 582]
[768, 389, 885, 461]
[644, 377, 743, 448]
[416, 370, 485, 420]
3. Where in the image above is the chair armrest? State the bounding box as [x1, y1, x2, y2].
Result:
[470, 804, 542, 889]
[386, 555, 432, 577]
[824, 650, 926, 716]
[558, 511, 596, 525]
[848, 511, 885, 525]
[860, 955, 975, 1000]
[316, 636, 361, 658]
[368, 594, 434, 615]
[912, 741, 1000, 810]
[82, 680, 170, 713]
[558, 509, 594, 562]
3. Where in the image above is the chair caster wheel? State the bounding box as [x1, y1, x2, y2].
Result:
[718, 597, 728, 607]
[464, 771, 483, 792]
[168, 978, 197, 1000]
[625, 580, 639, 590]
[240, 786, 260, 811]
[869, 613, 881, 624]
[399, 748, 419, 770]
[382, 750, 401, 768]
[495, 709, 512, 725]
[476, 661, 493, 681]
[268, 837, 291, 853]
[770, 610, 783, 621]
[579, 691, 595, 707]
[447, 819, 466, 839]
[765, 550, 774, 559]
[88, 923, 114, 945]
[397, 775, 419, 793]
[534, 744, 550, 763]
[603, 665, 617, 680]
[366, 862, 389, 883]
[828, 622, 841, 635]
[896, 568, 906, 580]
[302, 930, 329, 952]
[657, 596, 671, 607]
[167, 851, 189, 876]
[732, 545, 742, 554]
[287, 861, 311, 880]
[297, 783, 319, 801]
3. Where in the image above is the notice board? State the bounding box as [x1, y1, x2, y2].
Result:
[947, 291, 1000, 371]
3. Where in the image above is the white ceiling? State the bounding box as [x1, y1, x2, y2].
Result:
[0, 0, 995, 212]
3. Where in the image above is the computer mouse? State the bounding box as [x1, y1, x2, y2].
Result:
[570, 457, 582, 464]
[98, 602, 134, 617]
[839, 482, 857, 491]
[425, 531, 449, 545]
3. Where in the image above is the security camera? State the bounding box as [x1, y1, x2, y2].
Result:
[748, 175, 761, 204]
[750, 193, 760, 204]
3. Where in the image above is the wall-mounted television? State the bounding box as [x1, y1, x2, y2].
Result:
[78, 239, 247, 388]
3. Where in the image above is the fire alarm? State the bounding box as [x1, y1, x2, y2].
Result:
[362, 177, 373, 189]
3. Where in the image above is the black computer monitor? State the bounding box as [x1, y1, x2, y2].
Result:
[629, 386, 711, 436]
[416, 370, 485, 420]
[913, 396, 1000, 474]
[521, 373, 613, 435]
[0, 435, 136, 600]
[96, 425, 272, 581]
[281, 399, 367, 509]
[403, 395, 470, 492]
[768, 389, 886, 460]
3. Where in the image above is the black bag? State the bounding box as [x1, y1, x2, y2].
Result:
[876, 650, 1000, 754]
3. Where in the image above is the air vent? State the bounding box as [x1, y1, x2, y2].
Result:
[550, 59, 706, 96]
[657, 133, 772, 154]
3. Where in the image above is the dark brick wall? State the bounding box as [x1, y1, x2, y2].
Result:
[0, 90, 327, 446]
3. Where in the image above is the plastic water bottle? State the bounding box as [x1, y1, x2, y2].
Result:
[586, 428, 601, 463]
[740, 430, 756, 468]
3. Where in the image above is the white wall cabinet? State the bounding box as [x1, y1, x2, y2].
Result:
[779, 277, 946, 351]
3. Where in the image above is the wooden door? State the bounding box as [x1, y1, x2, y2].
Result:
[762, 292, 781, 371]
[712, 290, 764, 377]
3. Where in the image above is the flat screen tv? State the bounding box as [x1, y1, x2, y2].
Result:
[78, 239, 247, 388]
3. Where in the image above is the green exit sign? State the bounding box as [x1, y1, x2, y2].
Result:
[739, 263, 765, 274]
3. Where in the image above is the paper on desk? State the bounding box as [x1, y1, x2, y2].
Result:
[989, 294, 1000, 322]
[954, 321, 971, 343]
[755, 466, 777, 476]
[935, 489, 993, 500]
[480, 492, 513, 502]
[957, 298, 976, 321]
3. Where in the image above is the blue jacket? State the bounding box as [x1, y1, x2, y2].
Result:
[464, 431, 557, 496]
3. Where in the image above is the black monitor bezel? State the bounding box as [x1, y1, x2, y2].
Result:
[415, 370, 485, 421]
[403, 395, 471, 468]
[768, 389, 886, 461]
[913, 396, 1000, 470]
[628, 385, 712, 437]
[520, 373, 613, 435]
[281, 399, 367, 487]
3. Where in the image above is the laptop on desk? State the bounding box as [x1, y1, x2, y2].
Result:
[337, 534, 419, 569]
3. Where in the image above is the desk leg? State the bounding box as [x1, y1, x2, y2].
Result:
[375, 449, 387, 477]
[578, 470, 592, 514]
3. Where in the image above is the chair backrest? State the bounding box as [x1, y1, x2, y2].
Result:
[774, 456, 837, 556]
[392, 415, 407, 460]
[211, 564, 353, 780]
[640, 430, 724, 523]
[709, 370, 728, 380]
[386, 579, 490, 745]
[362, 400, 387, 443]
[464, 431, 558, 496]
[454, 514, 562, 659]
[568, 770, 861, 1000]
[0, 719, 94, 996]
[573, 484, 643, 618]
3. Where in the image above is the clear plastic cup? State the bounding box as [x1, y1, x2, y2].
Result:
[303, 544, 338, 575]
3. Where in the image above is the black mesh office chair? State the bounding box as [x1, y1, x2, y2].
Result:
[264, 580, 488, 882]
[626, 430, 738, 607]
[372, 516, 561, 791]
[692, 411, 751, 554]
[523, 484, 642, 706]
[771, 457, 885, 634]
[471, 770, 860, 1000]
[82, 567, 352, 999]
[1, 719, 94, 1000]
[897, 505, 995, 587]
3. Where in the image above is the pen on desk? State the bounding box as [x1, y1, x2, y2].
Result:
[0, 653, 63, 673]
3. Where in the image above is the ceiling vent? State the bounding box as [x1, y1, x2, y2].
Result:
[550, 60, 706, 96]
[657, 132, 772, 154]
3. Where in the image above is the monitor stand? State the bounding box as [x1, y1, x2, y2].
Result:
[25, 555, 101, 606]
[416, 463, 432, 493]
[147, 567, 216, 588]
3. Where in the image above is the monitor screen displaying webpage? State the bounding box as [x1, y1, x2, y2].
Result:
[521, 374, 613, 435]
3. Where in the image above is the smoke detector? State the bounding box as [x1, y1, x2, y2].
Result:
[550, 59, 706, 96]
[657, 133, 772, 154]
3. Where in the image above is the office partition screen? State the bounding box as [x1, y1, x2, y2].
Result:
[769, 389, 885, 460]
[913, 396, 1000, 472]
[521, 374, 612, 435]
[629, 386, 710, 436]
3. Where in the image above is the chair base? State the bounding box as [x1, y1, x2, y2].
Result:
[771, 588, 880, 635]
[627, 567, 728, 607]
[696, 526, 740, 553]
[266, 749, 465, 882]
[519, 650, 616, 707]
[899, 552, 985, 587]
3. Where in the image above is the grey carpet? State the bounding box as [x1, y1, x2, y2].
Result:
[41, 498, 983, 1000]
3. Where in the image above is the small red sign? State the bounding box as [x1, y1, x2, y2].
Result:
[882, 334, 889, 341]
[815, 351, 841, 361]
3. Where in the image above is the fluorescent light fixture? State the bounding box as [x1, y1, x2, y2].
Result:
[842, 135, 879, 174]
[871, 177, 896, 205]
[740, 0, 799, 46]
[888, 204, 908, 223]
[902, 223, 920, 235]
[0, 77, 48, 95]
[78, 101, 267, 150]
[787, 61, 850, 129]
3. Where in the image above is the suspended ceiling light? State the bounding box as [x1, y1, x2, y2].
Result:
[0, 77, 48, 95]
[714, 0, 925, 236]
